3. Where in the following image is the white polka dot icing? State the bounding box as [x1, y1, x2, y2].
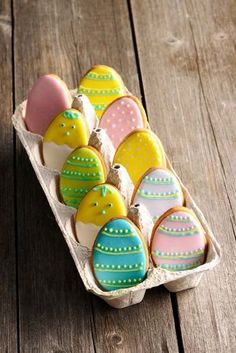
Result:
[99, 96, 147, 148]
[93, 217, 148, 291]
[132, 168, 184, 223]
[150, 207, 207, 271]
[113, 129, 166, 185]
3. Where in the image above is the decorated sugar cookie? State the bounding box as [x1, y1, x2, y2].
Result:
[25, 74, 72, 135]
[99, 96, 148, 148]
[43, 109, 89, 171]
[132, 168, 184, 224]
[75, 184, 127, 249]
[78, 65, 126, 118]
[113, 129, 166, 185]
[150, 207, 207, 271]
[93, 217, 148, 291]
[60, 146, 107, 208]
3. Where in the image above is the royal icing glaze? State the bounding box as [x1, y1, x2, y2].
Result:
[60, 146, 107, 208]
[43, 109, 89, 171]
[99, 96, 147, 149]
[132, 168, 184, 224]
[25, 74, 72, 135]
[113, 129, 166, 185]
[93, 218, 148, 291]
[150, 208, 207, 271]
[75, 184, 127, 248]
[78, 65, 126, 118]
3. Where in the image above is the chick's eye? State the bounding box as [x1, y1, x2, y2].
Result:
[60, 123, 65, 127]
[71, 125, 76, 129]
[107, 203, 113, 207]
[93, 202, 98, 207]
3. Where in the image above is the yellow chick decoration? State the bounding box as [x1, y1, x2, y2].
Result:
[78, 65, 127, 119]
[43, 109, 89, 171]
[75, 184, 127, 249]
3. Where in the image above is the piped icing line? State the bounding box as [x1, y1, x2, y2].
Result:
[94, 104, 107, 111]
[85, 72, 115, 81]
[95, 263, 144, 273]
[99, 278, 143, 286]
[143, 176, 174, 185]
[138, 189, 179, 200]
[60, 191, 88, 198]
[158, 225, 199, 237]
[159, 261, 203, 271]
[166, 215, 191, 222]
[66, 160, 98, 168]
[101, 230, 136, 238]
[94, 243, 143, 255]
[152, 248, 205, 260]
[60, 187, 89, 193]
[61, 170, 102, 182]
[78, 86, 122, 96]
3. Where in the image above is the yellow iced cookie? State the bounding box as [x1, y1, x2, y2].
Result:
[78, 65, 126, 118]
[43, 109, 89, 171]
[113, 129, 166, 185]
[75, 184, 127, 249]
[60, 146, 107, 208]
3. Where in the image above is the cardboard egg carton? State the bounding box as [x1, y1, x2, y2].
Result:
[12, 93, 221, 309]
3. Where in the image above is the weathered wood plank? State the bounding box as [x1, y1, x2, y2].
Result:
[0, 1, 18, 352]
[13, 0, 179, 352]
[130, 0, 236, 352]
[184, 0, 236, 220]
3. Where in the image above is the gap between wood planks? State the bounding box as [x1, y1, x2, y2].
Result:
[127, 2, 186, 352]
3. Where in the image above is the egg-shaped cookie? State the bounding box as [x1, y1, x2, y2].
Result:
[150, 207, 207, 271]
[25, 74, 72, 135]
[60, 146, 107, 208]
[132, 168, 184, 224]
[78, 65, 126, 119]
[75, 184, 127, 249]
[43, 109, 89, 171]
[93, 217, 148, 291]
[113, 129, 166, 185]
[99, 96, 148, 149]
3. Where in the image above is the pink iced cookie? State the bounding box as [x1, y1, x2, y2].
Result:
[25, 74, 72, 135]
[99, 96, 147, 148]
[150, 207, 207, 271]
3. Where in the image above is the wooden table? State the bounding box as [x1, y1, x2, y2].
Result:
[1, 0, 235, 352]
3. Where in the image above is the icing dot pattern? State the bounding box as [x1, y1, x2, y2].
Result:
[113, 130, 166, 185]
[99, 96, 147, 149]
[151, 209, 207, 271]
[78, 66, 126, 118]
[60, 147, 106, 208]
[132, 168, 184, 223]
[93, 218, 148, 291]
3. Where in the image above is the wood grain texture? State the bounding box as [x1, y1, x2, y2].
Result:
[130, 0, 236, 352]
[13, 0, 178, 352]
[0, 1, 17, 353]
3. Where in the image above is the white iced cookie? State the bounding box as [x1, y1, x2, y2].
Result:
[132, 168, 184, 224]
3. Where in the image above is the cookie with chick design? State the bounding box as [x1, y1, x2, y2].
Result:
[43, 109, 89, 171]
[75, 184, 127, 249]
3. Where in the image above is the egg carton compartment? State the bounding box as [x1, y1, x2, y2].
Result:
[12, 95, 221, 309]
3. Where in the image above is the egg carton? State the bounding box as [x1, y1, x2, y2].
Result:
[12, 94, 221, 309]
